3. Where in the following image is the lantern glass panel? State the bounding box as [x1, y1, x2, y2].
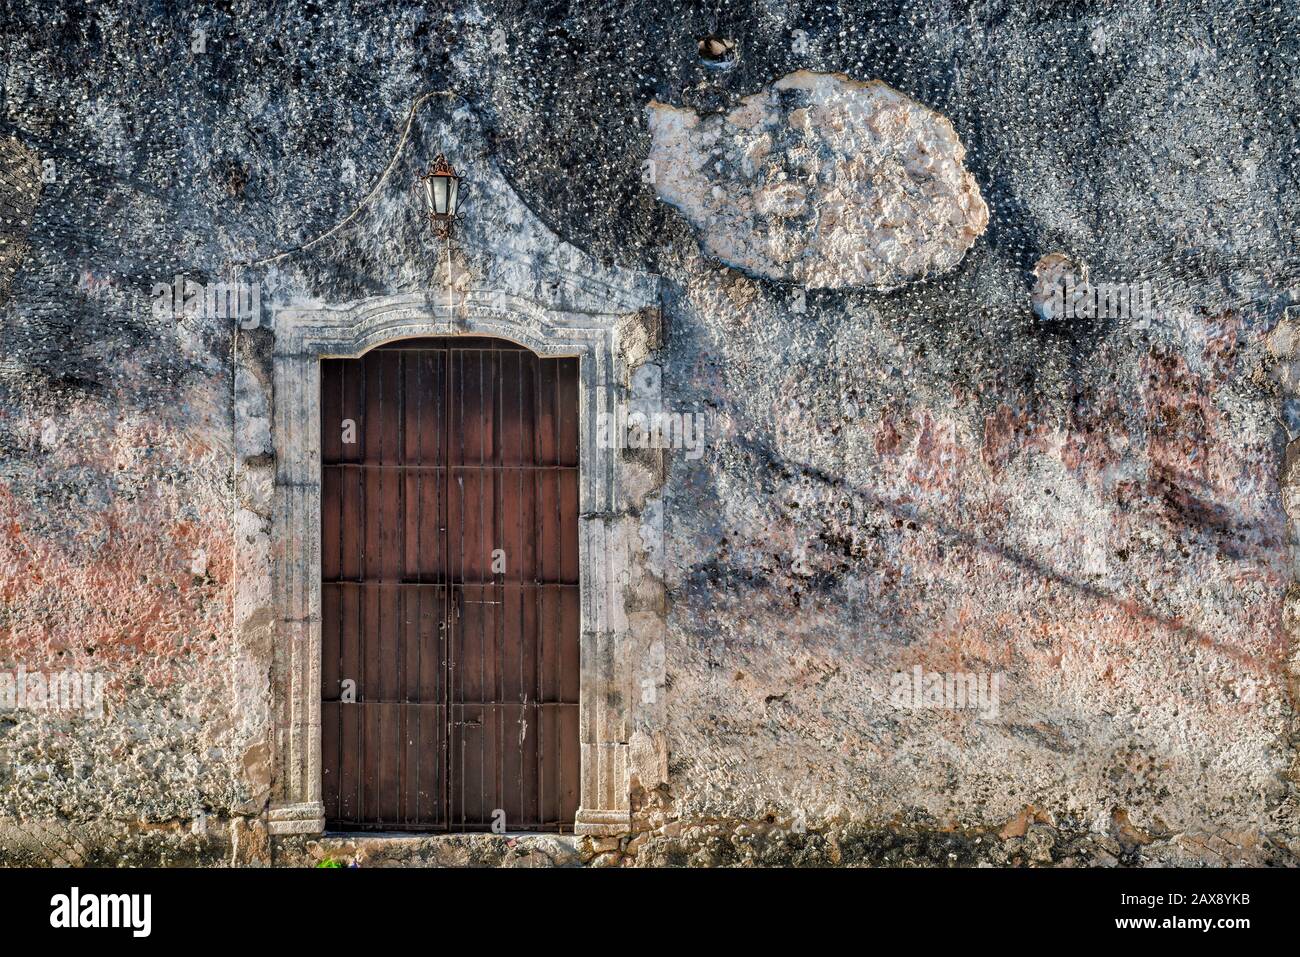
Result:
[432, 175, 450, 215]
[446, 176, 459, 217]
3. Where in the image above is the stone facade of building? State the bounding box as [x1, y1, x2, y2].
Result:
[0, 1, 1296, 866]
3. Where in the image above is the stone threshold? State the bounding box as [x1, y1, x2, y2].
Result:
[278, 830, 585, 867]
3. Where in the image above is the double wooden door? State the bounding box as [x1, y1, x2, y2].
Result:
[319, 337, 580, 832]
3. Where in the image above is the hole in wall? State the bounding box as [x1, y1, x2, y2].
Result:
[697, 34, 738, 69]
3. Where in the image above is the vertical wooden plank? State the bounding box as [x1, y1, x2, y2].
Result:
[377, 587, 400, 697]
[559, 469, 580, 585]
[516, 353, 537, 583]
[321, 585, 341, 697]
[538, 586, 558, 704]
[537, 703, 555, 828]
[536, 472, 559, 584]
[559, 702, 580, 826]
[362, 703, 381, 824]
[422, 700, 445, 825]
[536, 359, 558, 465]
[438, 346, 452, 830]
[340, 466, 362, 581]
[338, 582, 361, 823]
[559, 580, 580, 827]
[361, 582, 380, 823]
[420, 587, 443, 703]
[363, 468, 382, 584]
[377, 486, 403, 583]
[339, 356, 364, 825]
[362, 350, 383, 463]
[321, 360, 342, 463]
[492, 351, 506, 818]
[402, 349, 430, 465]
[400, 586, 419, 701]
[338, 697, 360, 823]
[321, 701, 340, 822]
[559, 584, 581, 704]
[321, 469, 341, 582]
[377, 702, 401, 824]
[378, 349, 403, 466]
[342, 359, 365, 464]
[320, 359, 347, 824]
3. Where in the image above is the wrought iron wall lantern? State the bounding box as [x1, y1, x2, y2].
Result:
[417, 153, 463, 238]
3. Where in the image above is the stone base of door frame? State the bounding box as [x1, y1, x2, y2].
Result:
[267, 801, 327, 836]
[574, 808, 632, 836]
[266, 801, 630, 838]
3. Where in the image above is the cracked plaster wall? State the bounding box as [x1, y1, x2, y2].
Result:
[0, 0, 1297, 866]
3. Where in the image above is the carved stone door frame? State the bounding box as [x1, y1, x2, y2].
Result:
[264, 291, 636, 837]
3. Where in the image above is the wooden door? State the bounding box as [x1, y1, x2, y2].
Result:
[319, 337, 580, 832]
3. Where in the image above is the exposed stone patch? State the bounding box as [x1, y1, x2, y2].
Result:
[647, 71, 988, 290]
[1031, 252, 1086, 322]
[0, 137, 41, 308]
[274, 832, 584, 868]
[616, 307, 664, 379]
[0, 818, 231, 867]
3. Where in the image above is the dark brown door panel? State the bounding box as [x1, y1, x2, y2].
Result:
[320, 339, 579, 832]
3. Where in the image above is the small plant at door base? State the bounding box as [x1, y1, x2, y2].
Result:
[315, 857, 343, 868]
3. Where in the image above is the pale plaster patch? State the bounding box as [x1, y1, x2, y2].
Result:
[647, 70, 988, 290]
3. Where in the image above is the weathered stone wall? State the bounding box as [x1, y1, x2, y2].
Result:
[0, 0, 1296, 865]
